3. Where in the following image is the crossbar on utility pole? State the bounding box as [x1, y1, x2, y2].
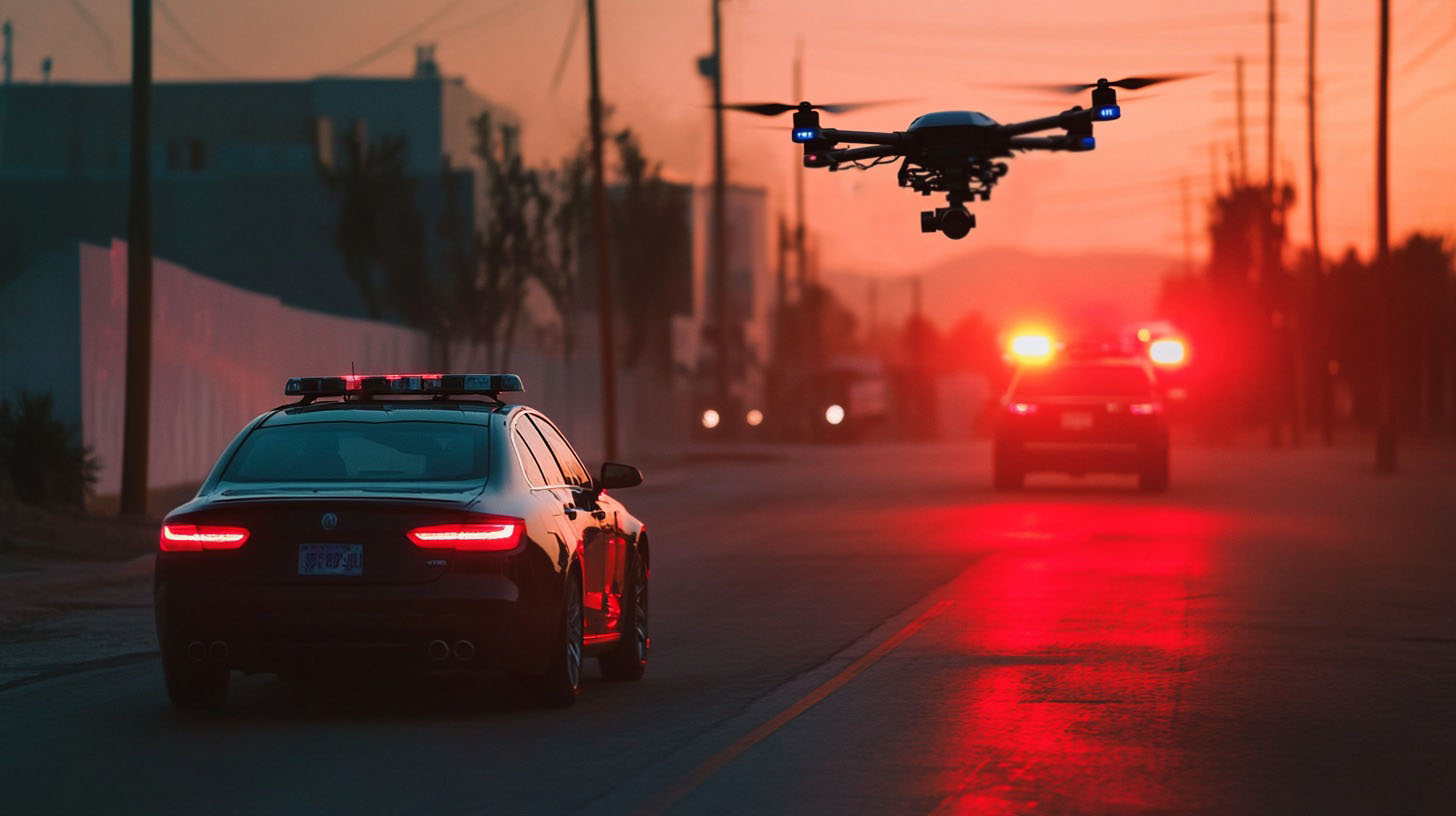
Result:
[120, 0, 153, 517]
[585, 0, 619, 461]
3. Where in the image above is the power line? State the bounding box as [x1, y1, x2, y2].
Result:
[155, 0, 235, 75]
[154, 34, 211, 76]
[548, 0, 583, 93]
[1395, 19, 1456, 77]
[64, 0, 116, 73]
[330, 0, 468, 74]
[1395, 79, 1456, 117]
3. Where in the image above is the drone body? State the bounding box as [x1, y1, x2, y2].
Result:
[724, 76, 1191, 239]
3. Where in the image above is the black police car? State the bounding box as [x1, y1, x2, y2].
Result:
[992, 358, 1170, 492]
[155, 373, 649, 710]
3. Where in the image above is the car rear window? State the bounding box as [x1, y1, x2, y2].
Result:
[220, 421, 488, 483]
[1013, 364, 1153, 398]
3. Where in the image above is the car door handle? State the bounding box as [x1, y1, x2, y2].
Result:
[590, 509, 607, 521]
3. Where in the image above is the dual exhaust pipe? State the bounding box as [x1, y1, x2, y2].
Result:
[427, 639, 475, 663]
[186, 640, 229, 663]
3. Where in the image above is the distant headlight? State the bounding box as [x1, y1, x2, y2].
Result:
[745, 409, 764, 427]
[701, 409, 721, 429]
[824, 404, 846, 426]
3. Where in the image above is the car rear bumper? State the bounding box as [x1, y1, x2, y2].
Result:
[997, 437, 1167, 474]
[154, 573, 553, 676]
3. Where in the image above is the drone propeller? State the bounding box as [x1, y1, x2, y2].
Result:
[715, 100, 906, 117]
[1027, 74, 1204, 94]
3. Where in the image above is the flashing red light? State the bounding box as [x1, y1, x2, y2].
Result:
[407, 516, 523, 552]
[1009, 333, 1054, 364]
[160, 524, 250, 551]
[1148, 339, 1186, 366]
[1008, 402, 1038, 415]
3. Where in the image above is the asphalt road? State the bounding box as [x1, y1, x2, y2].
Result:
[2, 439, 1454, 815]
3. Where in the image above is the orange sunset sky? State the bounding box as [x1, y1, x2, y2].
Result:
[7, 0, 1454, 293]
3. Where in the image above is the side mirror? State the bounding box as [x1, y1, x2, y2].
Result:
[598, 461, 643, 490]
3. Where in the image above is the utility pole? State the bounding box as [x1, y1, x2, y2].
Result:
[1374, 0, 1396, 472]
[585, 0, 619, 460]
[710, 0, 731, 434]
[2, 20, 12, 84]
[1236, 55, 1249, 185]
[1308, 0, 1333, 446]
[1267, 0, 1278, 191]
[120, 0, 153, 517]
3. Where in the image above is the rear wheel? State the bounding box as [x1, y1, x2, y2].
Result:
[1139, 447, 1170, 493]
[993, 444, 1024, 491]
[162, 648, 229, 712]
[531, 569, 583, 708]
[599, 550, 649, 681]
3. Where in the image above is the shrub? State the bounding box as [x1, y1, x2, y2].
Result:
[0, 391, 99, 508]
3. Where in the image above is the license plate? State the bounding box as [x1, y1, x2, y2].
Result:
[298, 543, 363, 576]
[1060, 411, 1094, 431]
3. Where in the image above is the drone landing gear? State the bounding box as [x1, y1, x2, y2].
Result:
[921, 206, 976, 240]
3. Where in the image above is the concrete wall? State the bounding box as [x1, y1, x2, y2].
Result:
[0, 241, 688, 502]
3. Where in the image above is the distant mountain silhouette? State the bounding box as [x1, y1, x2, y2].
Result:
[826, 246, 1179, 332]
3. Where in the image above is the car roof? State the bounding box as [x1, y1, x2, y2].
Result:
[261, 399, 508, 427]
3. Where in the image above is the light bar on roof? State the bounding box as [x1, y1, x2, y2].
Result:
[284, 373, 524, 397]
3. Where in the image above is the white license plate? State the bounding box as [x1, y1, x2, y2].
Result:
[298, 543, 363, 576]
[1060, 411, 1094, 431]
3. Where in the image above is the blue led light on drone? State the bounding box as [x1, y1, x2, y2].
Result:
[1094, 105, 1121, 121]
[792, 128, 820, 143]
[1081, 136, 1096, 149]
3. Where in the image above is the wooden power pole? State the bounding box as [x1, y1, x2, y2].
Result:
[1308, 0, 1333, 446]
[120, 0, 153, 517]
[585, 0, 619, 460]
[1374, 0, 1396, 472]
[1267, 0, 1278, 191]
[710, 0, 731, 434]
[1236, 55, 1249, 184]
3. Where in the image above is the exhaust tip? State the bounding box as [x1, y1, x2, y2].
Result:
[186, 641, 208, 662]
[427, 640, 451, 661]
[453, 640, 476, 662]
[208, 641, 229, 662]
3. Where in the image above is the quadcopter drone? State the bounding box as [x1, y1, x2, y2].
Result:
[722, 75, 1190, 239]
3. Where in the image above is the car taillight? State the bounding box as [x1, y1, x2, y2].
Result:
[160, 524, 250, 551]
[1129, 402, 1161, 415]
[407, 516, 523, 552]
[1008, 402, 1038, 415]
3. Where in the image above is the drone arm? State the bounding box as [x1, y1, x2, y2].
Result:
[999, 108, 1093, 137]
[1007, 136, 1070, 151]
[818, 128, 905, 146]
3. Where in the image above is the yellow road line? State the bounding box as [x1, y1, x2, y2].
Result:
[639, 598, 955, 815]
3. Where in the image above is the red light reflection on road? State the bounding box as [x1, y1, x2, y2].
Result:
[930, 503, 1224, 814]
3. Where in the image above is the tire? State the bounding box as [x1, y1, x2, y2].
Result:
[531, 569, 584, 708]
[162, 648, 229, 712]
[599, 550, 649, 682]
[1138, 448, 1170, 493]
[993, 444, 1024, 491]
